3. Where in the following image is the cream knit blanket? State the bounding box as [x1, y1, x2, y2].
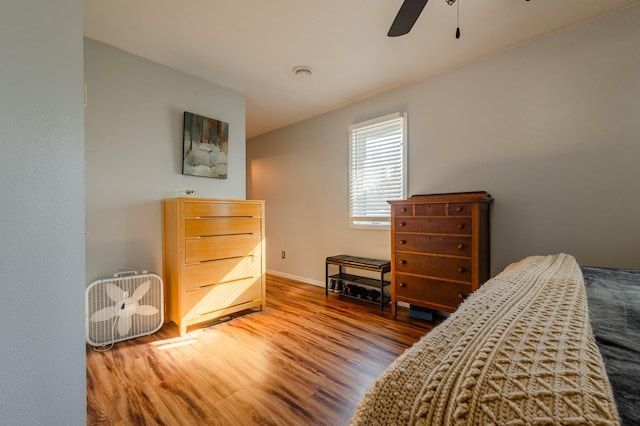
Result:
[351, 254, 620, 425]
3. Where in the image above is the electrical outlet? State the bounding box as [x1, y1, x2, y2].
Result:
[281, 251, 286, 259]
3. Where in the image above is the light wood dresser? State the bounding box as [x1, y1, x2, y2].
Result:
[388, 192, 493, 319]
[162, 197, 265, 335]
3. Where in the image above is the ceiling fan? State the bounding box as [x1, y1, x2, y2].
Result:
[388, 0, 530, 37]
[388, 0, 458, 37]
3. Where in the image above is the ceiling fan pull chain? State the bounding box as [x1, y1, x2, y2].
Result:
[456, 0, 461, 39]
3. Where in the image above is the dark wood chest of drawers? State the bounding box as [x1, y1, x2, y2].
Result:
[389, 192, 493, 318]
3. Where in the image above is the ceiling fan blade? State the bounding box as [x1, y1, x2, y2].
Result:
[388, 0, 430, 37]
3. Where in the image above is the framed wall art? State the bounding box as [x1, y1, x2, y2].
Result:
[182, 111, 229, 179]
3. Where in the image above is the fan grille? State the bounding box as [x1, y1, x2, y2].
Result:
[85, 272, 164, 346]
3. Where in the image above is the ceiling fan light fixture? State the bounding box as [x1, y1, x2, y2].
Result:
[293, 65, 313, 79]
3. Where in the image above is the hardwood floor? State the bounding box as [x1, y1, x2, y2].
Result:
[86, 274, 435, 425]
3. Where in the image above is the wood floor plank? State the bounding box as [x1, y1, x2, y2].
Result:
[87, 274, 435, 425]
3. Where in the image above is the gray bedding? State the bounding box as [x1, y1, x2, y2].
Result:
[582, 266, 640, 426]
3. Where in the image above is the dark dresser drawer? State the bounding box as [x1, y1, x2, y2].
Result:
[447, 203, 473, 216]
[395, 234, 471, 256]
[414, 203, 447, 216]
[395, 217, 472, 234]
[395, 274, 472, 311]
[395, 252, 472, 282]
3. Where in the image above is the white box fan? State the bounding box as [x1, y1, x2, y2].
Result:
[85, 270, 164, 347]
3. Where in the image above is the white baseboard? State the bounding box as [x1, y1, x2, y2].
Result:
[266, 269, 324, 287]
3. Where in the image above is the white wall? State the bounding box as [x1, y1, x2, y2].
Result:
[247, 5, 640, 284]
[0, 1, 86, 424]
[84, 39, 246, 282]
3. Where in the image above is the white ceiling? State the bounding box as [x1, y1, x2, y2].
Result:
[84, 0, 640, 139]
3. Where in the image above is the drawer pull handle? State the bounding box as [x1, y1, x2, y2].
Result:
[456, 206, 464, 212]
[399, 221, 406, 227]
[400, 282, 407, 288]
[400, 260, 407, 265]
[458, 267, 466, 273]
[457, 293, 465, 300]
[457, 243, 465, 249]
[399, 240, 407, 245]
[457, 223, 465, 229]
[401, 207, 407, 213]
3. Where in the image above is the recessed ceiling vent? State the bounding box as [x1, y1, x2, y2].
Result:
[293, 65, 313, 79]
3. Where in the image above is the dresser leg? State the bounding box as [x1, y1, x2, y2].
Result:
[391, 301, 397, 320]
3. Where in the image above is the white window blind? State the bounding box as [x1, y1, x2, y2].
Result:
[349, 112, 406, 228]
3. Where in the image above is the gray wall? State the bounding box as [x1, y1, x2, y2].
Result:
[84, 39, 246, 282]
[247, 5, 640, 285]
[0, 0, 86, 424]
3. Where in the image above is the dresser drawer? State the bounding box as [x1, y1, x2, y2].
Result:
[185, 218, 260, 238]
[395, 273, 472, 311]
[185, 234, 262, 263]
[448, 203, 473, 216]
[393, 203, 449, 217]
[414, 203, 446, 216]
[395, 234, 471, 256]
[184, 256, 261, 290]
[395, 253, 471, 282]
[185, 202, 261, 218]
[395, 217, 472, 234]
[182, 277, 262, 320]
[392, 204, 414, 216]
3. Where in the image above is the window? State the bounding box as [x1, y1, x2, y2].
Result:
[349, 112, 407, 228]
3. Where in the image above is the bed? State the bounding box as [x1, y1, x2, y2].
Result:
[582, 265, 640, 426]
[351, 253, 639, 425]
